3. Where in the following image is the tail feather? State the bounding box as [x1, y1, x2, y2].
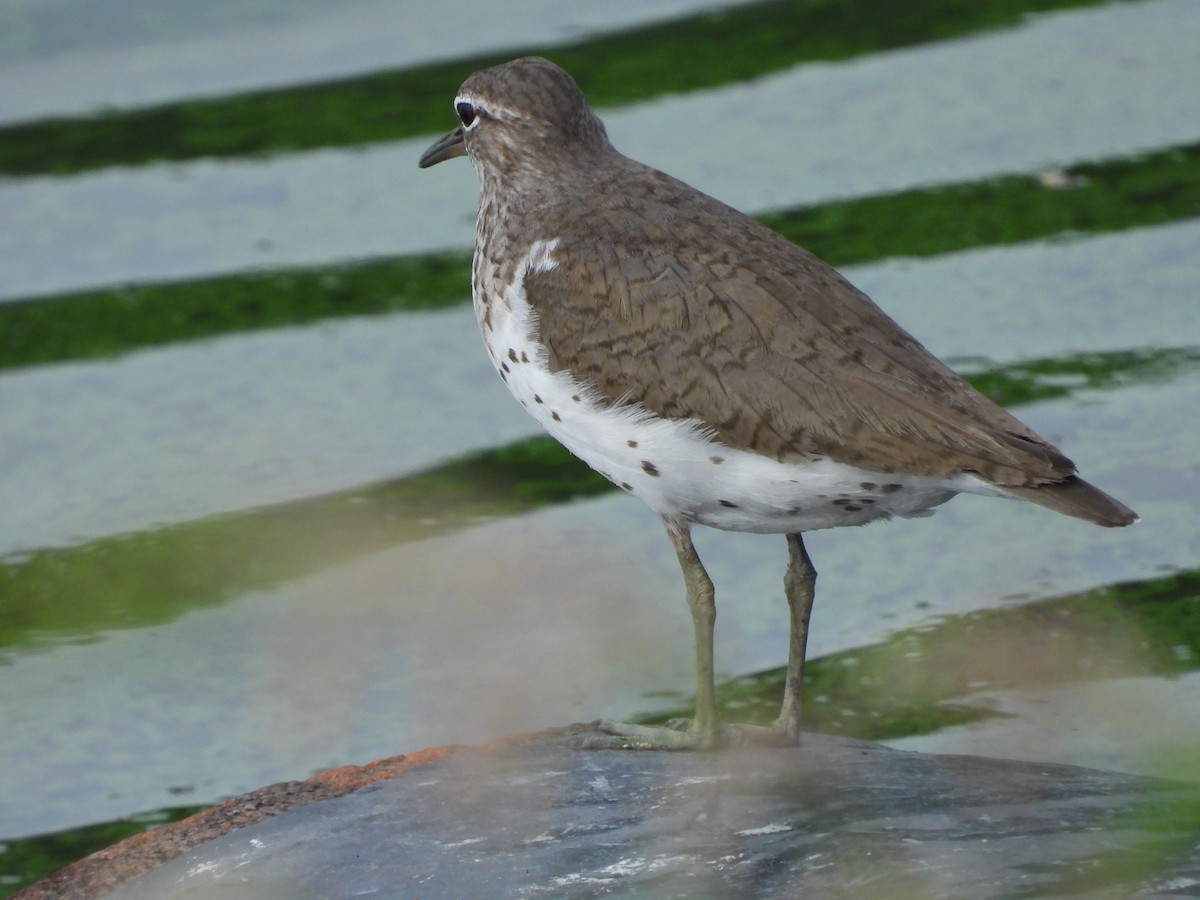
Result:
[1002, 476, 1138, 528]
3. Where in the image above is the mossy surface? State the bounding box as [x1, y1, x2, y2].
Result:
[0, 0, 1122, 176]
[4, 142, 1197, 373]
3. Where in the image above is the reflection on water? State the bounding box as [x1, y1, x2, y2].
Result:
[2, 0, 1199, 894]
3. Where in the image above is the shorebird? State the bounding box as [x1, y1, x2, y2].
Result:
[419, 57, 1137, 749]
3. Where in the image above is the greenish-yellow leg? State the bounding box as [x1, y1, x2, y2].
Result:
[586, 527, 815, 751]
[589, 519, 719, 750]
[775, 532, 816, 741]
[713, 532, 814, 748]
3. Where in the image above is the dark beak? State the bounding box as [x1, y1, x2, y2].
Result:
[419, 127, 467, 168]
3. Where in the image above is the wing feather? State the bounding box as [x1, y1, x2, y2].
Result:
[522, 163, 1074, 489]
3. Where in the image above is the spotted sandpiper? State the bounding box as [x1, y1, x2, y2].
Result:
[419, 57, 1137, 750]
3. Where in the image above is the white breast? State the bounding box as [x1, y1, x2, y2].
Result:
[474, 240, 991, 534]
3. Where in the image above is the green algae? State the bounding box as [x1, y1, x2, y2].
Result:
[0, 0, 1126, 177]
[3, 142, 1196, 373]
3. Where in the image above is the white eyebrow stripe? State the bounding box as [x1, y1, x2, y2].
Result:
[453, 93, 525, 123]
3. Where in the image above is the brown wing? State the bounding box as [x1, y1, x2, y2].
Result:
[524, 163, 1074, 489]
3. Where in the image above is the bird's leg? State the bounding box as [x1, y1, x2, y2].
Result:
[667, 518, 719, 745]
[717, 532, 815, 748]
[584, 519, 720, 750]
[775, 532, 816, 741]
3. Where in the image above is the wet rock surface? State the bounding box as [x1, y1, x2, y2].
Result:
[24, 726, 1200, 899]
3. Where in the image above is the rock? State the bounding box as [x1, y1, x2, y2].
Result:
[21, 725, 1200, 898]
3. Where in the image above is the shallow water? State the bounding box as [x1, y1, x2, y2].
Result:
[0, 0, 1198, 891]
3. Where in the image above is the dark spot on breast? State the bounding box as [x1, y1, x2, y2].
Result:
[551, 411, 561, 422]
[881, 483, 904, 493]
[718, 500, 738, 508]
[520, 351, 530, 363]
[534, 394, 543, 404]
[627, 439, 639, 448]
[842, 504, 863, 512]
[571, 395, 581, 402]
[860, 482, 877, 491]
[860, 498, 876, 505]
[642, 460, 660, 477]
[620, 482, 633, 492]
[501, 362, 510, 373]
[508, 348, 518, 363]
[710, 456, 725, 465]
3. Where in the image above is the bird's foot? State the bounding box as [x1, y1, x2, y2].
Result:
[719, 721, 800, 748]
[578, 718, 716, 751]
[578, 718, 799, 751]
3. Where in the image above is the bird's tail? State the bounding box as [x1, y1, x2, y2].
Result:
[1001, 476, 1138, 527]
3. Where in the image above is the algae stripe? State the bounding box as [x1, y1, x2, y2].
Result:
[0, 355, 1194, 658]
[1, 142, 1196, 373]
[0, 0, 1121, 176]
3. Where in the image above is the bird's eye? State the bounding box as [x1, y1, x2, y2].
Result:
[456, 101, 478, 129]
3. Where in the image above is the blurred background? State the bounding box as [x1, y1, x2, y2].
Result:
[1, 0, 1198, 892]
